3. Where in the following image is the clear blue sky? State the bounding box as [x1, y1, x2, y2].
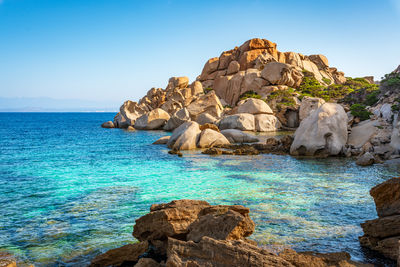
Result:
[0, 0, 399, 104]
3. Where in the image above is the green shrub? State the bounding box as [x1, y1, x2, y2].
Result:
[381, 72, 400, 88]
[239, 91, 261, 101]
[322, 77, 331, 85]
[204, 87, 213, 93]
[350, 104, 372, 121]
[392, 104, 400, 112]
[268, 90, 297, 107]
[364, 90, 380, 106]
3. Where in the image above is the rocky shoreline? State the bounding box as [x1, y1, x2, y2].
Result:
[102, 37, 400, 166]
[89, 199, 374, 267]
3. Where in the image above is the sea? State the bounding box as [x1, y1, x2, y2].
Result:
[0, 112, 398, 266]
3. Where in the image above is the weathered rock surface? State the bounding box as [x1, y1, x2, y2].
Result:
[163, 108, 190, 131]
[290, 103, 348, 156]
[167, 121, 201, 150]
[91, 199, 371, 267]
[356, 152, 375, 166]
[135, 108, 171, 130]
[359, 177, 400, 261]
[186, 91, 223, 120]
[197, 129, 230, 148]
[219, 113, 255, 131]
[237, 98, 273, 114]
[101, 121, 115, 128]
[0, 252, 17, 267]
[261, 62, 303, 87]
[153, 136, 170, 145]
[348, 120, 379, 148]
[220, 129, 259, 143]
[254, 114, 281, 132]
[89, 241, 149, 267]
[166, 236, 294, 267]
[299, 96, 325, 121]
[195, 113, 217, 125]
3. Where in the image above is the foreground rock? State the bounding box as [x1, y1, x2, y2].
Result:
[290, 103, 348, 156]
[91, 199, 370, 267]
[359, 177, 400, 261]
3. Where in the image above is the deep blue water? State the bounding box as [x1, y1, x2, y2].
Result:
[0, 112, 398, 266]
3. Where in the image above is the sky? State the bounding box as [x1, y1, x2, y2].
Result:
[0, 0, 399, 107]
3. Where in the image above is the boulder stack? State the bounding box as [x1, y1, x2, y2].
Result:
[359, 178, 400, 261]
[90, 199, 370, 267]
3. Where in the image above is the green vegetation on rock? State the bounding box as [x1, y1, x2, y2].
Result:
[204, 87, 213, 93]
[350, 104, 372, 121]
[239, 91, 261, 101]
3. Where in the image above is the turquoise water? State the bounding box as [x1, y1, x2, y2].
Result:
[0, 112, 398, 266]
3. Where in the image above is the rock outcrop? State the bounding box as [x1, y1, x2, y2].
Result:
[90, 199, 371, 267]
[134, 108, 171, 130]
[299, 96, 325, 121]
[101, 121, 115, 128]
[290, 103, 348, 156]
[359, 177, 400, 261]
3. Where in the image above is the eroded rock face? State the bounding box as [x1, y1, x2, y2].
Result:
[197, 129, 230, 148]
[254, 114, 281, 132]
[134, 108, 171, 130]
[166, 237, 293, 267]
[290, 103, 348, 156]
[120, 100, 148, 126]
[299, 96, 325, 121]
[163, 108, 190, 131]
[220, 129, 259, 143]
[186, 91, 223, 120]
[89, 241, 149, 267]
[167, 121, 201, 150]
[359, 178, 400, 261]
[261, 62, 303, 87]
[237, 98, 273, 114]
[218, 113, 255, 131]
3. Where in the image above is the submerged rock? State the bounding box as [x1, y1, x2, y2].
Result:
[356, 152, 375, 166]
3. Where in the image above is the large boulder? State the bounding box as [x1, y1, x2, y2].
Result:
[237, 98, 273, 114]
[114, 112, 129, 129]
[133, 199, 211, 241]
[153, 136, 170, 145]
[197, 129, 230, 148]
[290, 103, 348, 156]
[186, 91, 223, 120]
[261, 62, 303, 87]
[299, 96, 325, 121]
[370, 177, 400, 217]
[254, 114, 281, 132]
[119, 100, 147, 126]
[219, 113, 255, 131]
[220, 129, 259, 143]
[196, 113, 217, 125]
[166, 76, 189, 91]
[163, 108, 190, 131]
[356, 152, 375, 166]
[167, 121, 201, 150]
[134, 108, 171, 130]
[348, 120, 379, 148]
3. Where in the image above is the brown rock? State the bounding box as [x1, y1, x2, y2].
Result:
[166, 236, 294, 267]
[199, 123, 219, 132]
[199, 57, 219, 81]
[261, 62, 303, 87]
[134, 258, 160, 267]
[166, 77, 189, 91]
[133, 200, 211, 241]
[361, 215, 400, 239]
[227, 60, 240, 75]
[370, 177, 400, 217]
[239, 49, 267, 70]
[186, 91, 223, 120]
[187, 205, 255, 242]
[280, 248, 372, 267]
[89, 241, 149, 267]
[197, 129, 230, 148]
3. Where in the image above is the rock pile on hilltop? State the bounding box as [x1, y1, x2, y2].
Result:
[90, 199, 371, 267]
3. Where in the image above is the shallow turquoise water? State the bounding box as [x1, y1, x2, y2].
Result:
[0, 112, 398, 266]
